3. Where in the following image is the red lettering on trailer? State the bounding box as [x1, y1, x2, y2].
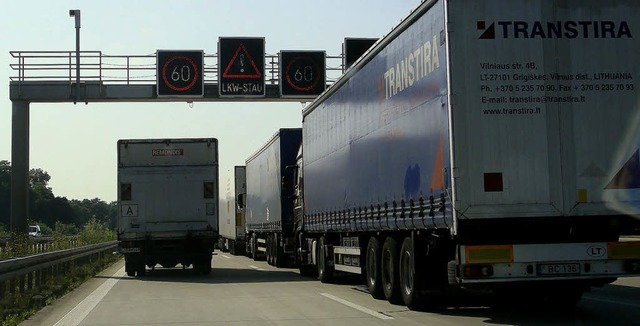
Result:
[152, 149, 184, 156]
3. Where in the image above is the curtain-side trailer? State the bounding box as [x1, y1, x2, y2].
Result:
[294, 0, 640, 310]
[245, 129, 302, 267]
[117, 138, 219, 276]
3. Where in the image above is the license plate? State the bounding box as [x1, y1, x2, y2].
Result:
[537, 263, 580, 275]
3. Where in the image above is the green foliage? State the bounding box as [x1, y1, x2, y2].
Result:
[79, 218, 116, 245]
[0, 224, 9, 238]
[0, 161, 10, 230]
[53, 221, 78, 237]
[0, 233, 32, 259]
[28, 168, 50, 187]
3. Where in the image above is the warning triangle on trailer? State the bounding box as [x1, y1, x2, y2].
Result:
[222, 43, 262, 79]
[604, 149, 640, 189]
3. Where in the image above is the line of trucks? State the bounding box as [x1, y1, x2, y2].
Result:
[121, 0, 640, 310]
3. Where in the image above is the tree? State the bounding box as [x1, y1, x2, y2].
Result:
[0, 162, 116, 233]
[29, 168, 51, 187]
[0, 160, 10, 227]
[70, 198, 117, 230]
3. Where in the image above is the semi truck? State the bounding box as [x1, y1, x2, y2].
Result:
[290, 0, 640, 310]
[218, 166, 247, 255]
[117, 138, 219, 276]
[245, 128, 302, 267]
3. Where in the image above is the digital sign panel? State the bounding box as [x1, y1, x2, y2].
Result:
[279, 51, 326, 98]
[218, 37, 265, 97]
[343, 38, 378, 71]
[156, 50, 204, 97]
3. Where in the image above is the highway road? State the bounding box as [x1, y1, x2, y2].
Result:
[21, 251, 640, 326]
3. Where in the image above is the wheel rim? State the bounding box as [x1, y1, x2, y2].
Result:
[401, 249, 413, 295]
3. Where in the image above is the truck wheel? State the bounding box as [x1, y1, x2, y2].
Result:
[136, 263, 146, 277]
[198, 261, 213, 275]
[381, 237, 402, 304]
[399, 237, 422, 310]
[125, 259, 135, 277]
[366, 237, 384, 299]
[229, 240, 236, 255]
[266, 236, 272, 265]
[246, 236, 252, 257]
[274, 234, 285, 268]
[252, 234, 260, 261]
[317, 237, 334, 283]
[269, 235, 276, 266]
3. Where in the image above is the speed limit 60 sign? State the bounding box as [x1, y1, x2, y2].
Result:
[279, 51, 326, 98]
[157, 50, 204, 97]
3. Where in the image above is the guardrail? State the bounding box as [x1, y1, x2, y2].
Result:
[0, 241, 117, 299]
[0, 236, 79, 256]
[9, 51, 346, 85]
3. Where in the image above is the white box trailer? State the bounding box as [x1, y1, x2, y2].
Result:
[293, 0, 640, 310]
[117, 138, 218, 276]
[218, 166, 247, 255]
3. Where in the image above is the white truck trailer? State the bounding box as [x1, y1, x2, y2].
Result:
[293, 0, 640, 310]
[117, 138, 219, 276]
[218, 166, 247, 255]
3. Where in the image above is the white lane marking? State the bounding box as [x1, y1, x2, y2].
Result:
[220, 254, 231, 259]
[54, 266, 126, 326]
[248, 265, 265, 271]
[320, 293, 394, 320]
[583, 295, 640, 308]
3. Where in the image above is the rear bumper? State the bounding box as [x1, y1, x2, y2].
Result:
[450, 241, 640, 285]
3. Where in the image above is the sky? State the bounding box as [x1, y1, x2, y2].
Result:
[1, 0, 422, 203]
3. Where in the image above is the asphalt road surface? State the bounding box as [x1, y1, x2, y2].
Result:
[21, 251, 640, 325]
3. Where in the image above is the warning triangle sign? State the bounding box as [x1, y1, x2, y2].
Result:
[222, 43, 262, 79]
[605, 149, 640, 189]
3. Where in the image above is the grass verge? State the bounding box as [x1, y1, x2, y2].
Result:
[0, 253, 122, 326]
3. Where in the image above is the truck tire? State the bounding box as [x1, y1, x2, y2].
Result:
[274, 234, 285, 267]
[381, 237, 402, 304]
[366, 237, 384, 299]
[125, 259, 135, 277]
[266, 236, 272, 265]
[246, 236, 252, 257]
[137, 262, 146, 277]
[317, 236, 334, 283]
[269, 235, 276, 266]
[196, 260, 212, 275]
[399, 237, 422, 310]
[229, 240, 236, 255]
[252, 234, 260, 261]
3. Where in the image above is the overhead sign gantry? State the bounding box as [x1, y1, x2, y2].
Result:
[8, 37, 379, 233]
